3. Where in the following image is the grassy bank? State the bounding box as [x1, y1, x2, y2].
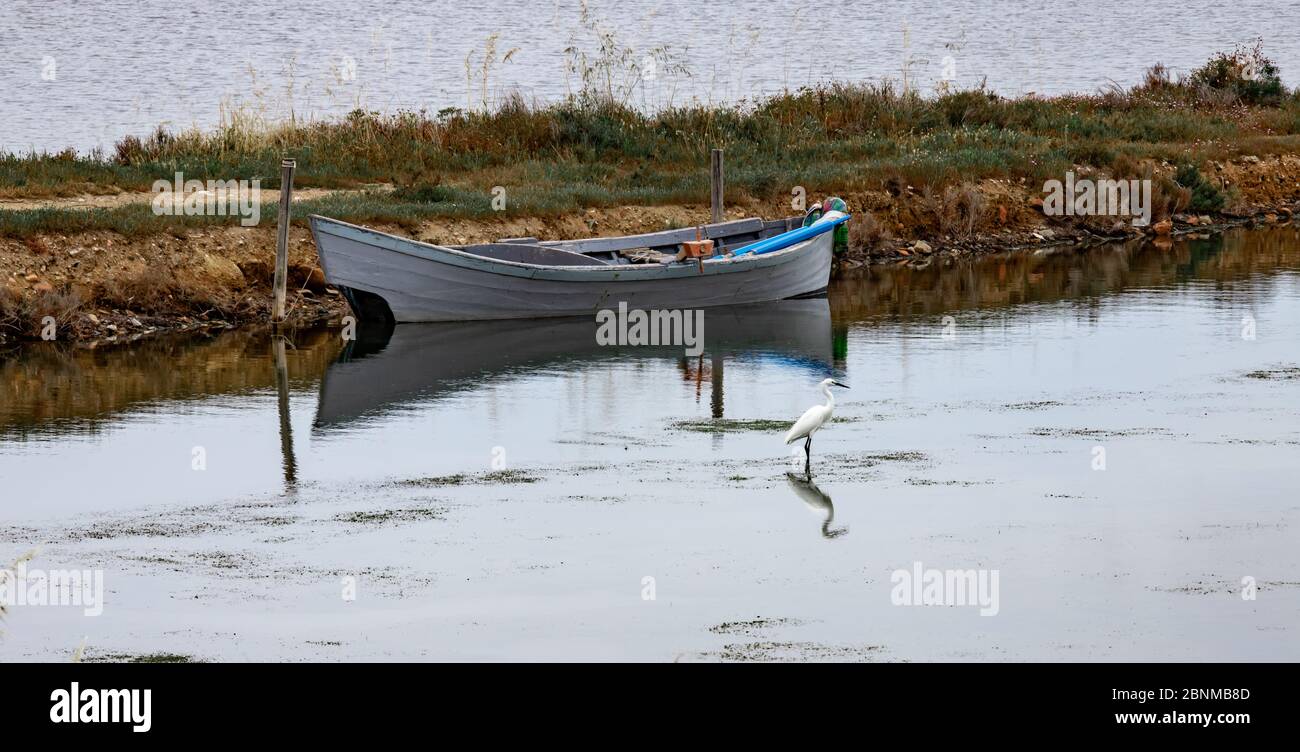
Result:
[2, 44, 1299, 342]
[4, 44, 1300, 235]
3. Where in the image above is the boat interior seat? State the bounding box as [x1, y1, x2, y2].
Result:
[460, 242, 611, 266]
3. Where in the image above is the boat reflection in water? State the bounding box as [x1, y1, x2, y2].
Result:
[313, 297, 839, 432]
[785, 472, 848, 539]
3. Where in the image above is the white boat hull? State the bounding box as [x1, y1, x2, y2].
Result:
[309, 216, 834, 323]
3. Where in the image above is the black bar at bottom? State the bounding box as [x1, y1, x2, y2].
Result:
[3, 662, 1288, 739]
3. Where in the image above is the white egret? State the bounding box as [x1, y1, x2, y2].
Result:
[784, 378, 849, 474]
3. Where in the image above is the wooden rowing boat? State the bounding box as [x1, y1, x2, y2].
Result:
[308, 212, 849, 323]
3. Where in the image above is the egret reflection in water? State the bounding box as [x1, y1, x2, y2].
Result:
[785, 472, 848, 539]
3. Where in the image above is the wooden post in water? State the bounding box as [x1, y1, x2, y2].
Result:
[272, 158, 296, 323]
[710, 148, 724, 225]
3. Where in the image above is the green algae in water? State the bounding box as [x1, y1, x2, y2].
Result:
[398, 469, 541, 487]
[89, 652, 198, 663]
[671, 417, 856, 433]
[335, 507, 446, 524]
[1244, 366, 1300, 380]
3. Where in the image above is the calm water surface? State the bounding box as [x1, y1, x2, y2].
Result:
[2, 0, 1298, 153]
[2, 227, 1299, 660]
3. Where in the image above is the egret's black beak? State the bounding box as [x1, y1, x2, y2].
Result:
[831, 381, 850, 389]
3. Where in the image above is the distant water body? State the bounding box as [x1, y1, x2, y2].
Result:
[1, 0, 1297, 154]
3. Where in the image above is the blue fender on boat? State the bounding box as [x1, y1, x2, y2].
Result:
[730, 211, 851, 257]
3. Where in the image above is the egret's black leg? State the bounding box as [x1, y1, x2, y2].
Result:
[804, 435, 812, 476]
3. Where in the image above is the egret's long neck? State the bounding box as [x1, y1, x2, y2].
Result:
[822, 384, 835, 411]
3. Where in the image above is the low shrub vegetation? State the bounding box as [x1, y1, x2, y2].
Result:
[0, 45, 1294, 238]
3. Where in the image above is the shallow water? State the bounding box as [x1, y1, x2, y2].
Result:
[2, 0, 1297, 154]
[3, 227, 1299, 661]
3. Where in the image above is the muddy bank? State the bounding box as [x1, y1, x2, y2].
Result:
[839, 153, 1300, 269]
[0, 221, 350, 345]
[2, 153, 1297, 344]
